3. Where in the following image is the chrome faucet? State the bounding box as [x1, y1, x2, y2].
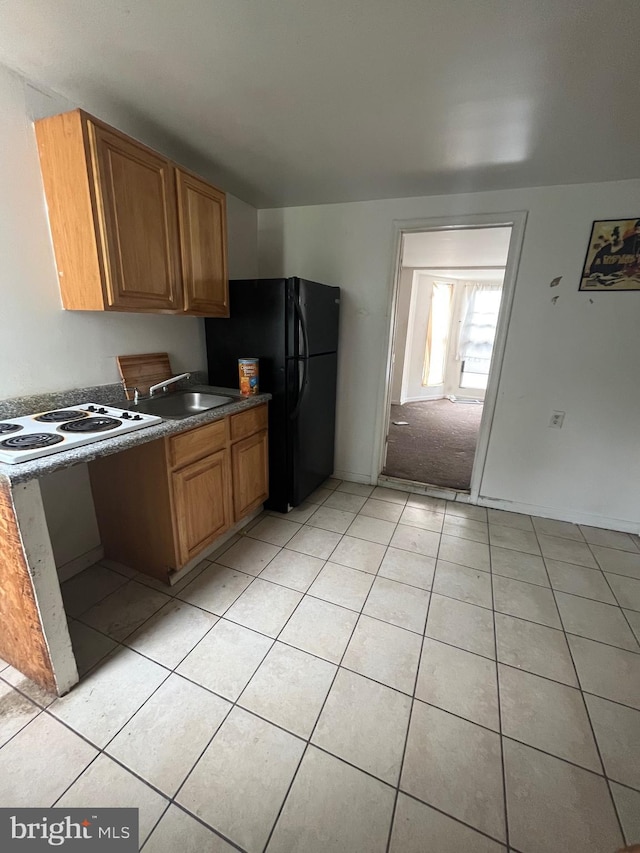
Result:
[148, 372, 191, 397]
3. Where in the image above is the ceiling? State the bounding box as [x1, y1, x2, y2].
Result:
[1, 1, 639, 208]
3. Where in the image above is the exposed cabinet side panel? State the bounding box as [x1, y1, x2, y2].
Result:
[177, 169, 229, 316]
[89, 439, 178, 579]
[88, 121, 182, 311]
[34, 110, 105, 310]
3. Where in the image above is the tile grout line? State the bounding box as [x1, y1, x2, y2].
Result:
[74, 564, 640, 664]
[488, 525, 511, 850]
[384, 508, 439, 853]
[52, 574, 295, 851]
[17, 484, 638, 849]
[165, 511, 363, 850]
[528, 522, 628, 846]
[9, 655, 635, 811]
[257, 516, 395, 853]
[71, 517, 640, 662]
[48, 539, 300, 852]
[593, 550, 640, 651]
[43, 533, 640, 750]
[0, 697, 46, 753]
[56, 495, 640, 712]
[17, 668, 634, 853]
[26, 552, 640, 811]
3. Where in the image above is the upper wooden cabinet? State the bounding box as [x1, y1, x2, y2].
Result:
[34, 109, 229, 316]
[177, 170, 229, 317]
[89, 122, 182, 311]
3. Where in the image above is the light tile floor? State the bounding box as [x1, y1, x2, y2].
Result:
[1, 481, 640, 852]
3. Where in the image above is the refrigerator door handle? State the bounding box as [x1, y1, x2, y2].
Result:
[289, 292, 310, 420]
[290, 356, 308, 420]
[293, 292, 310, 361]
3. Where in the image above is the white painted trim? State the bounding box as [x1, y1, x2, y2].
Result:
[12, 481, 78, 695]
[372, 221, 405, 482]
[57, 545, 104, 583]
[397, 394, 446, 404]
[476, 495, 640, 534]
[377, 473, 469, 503]
[469, 213, 527, 501]
[373, 212, 528, 502]
[333, 469, 373, 485]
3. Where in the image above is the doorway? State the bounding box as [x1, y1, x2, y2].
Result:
[378, 215, 526, 497]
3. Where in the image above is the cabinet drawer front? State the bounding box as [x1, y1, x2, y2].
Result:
[169, 419, 228, 469]
[230, 405, 268, 442]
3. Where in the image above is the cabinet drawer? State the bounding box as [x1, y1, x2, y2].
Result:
[230, 404, 268, 442]
[169, 418, 228, 469]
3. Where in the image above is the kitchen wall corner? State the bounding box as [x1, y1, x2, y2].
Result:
[0, 61, 259, 570]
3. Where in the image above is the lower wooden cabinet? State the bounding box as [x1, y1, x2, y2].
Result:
[232, 430, 269, 520]
[172, 448, 232, 565]
[89, 404, 268, 583]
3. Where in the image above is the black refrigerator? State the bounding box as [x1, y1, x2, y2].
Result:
[205, 277, 340, 513]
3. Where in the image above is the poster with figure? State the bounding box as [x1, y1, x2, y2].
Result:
[580, 218, 640, 290]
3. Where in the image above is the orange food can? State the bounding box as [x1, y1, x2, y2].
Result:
[238, 358, 259, 395]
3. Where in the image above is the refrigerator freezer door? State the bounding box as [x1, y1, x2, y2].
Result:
[289, 352, 338, 505]
[287, 278, 340, 358]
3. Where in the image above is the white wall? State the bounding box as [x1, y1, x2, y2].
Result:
[258, 180, 640, 530]
[402, 272, 436, 403]
[0, 63, 258, 568]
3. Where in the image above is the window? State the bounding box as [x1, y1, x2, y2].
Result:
[458, 284, 502, 390]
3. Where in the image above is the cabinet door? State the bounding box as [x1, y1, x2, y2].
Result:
[172, 449, 232, 565]
[231, 430, 269, 521]
[176, 169, 229, 316]
[89, 122, 182, 311]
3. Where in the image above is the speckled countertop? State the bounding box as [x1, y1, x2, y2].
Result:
[0, 385, 271, 486]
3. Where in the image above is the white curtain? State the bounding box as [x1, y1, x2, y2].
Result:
[456, 283, 502, 366]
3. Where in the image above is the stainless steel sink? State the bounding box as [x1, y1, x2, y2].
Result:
[130, 391, 234, 420]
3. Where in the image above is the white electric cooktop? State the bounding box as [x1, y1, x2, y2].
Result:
[0, 403, 162, 464]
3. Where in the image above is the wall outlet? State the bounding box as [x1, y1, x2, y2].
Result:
[549, 411, 565, 429]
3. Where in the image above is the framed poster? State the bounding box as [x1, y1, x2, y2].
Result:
[580, 218, 640, 291]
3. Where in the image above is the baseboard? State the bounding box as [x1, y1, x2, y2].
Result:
[57, 545, 105, 582]
[337, 472, 638, 533]
[399, 395, 444, 404]
[477, 495, 640, 534]
[377, 474, 472, 502]
[333, 470, 373, 485]
[447, 394, 484, 404]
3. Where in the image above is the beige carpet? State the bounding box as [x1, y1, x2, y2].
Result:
[383, 399, 483, 490]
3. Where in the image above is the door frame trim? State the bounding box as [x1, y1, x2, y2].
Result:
[373, 211, 528, 501]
